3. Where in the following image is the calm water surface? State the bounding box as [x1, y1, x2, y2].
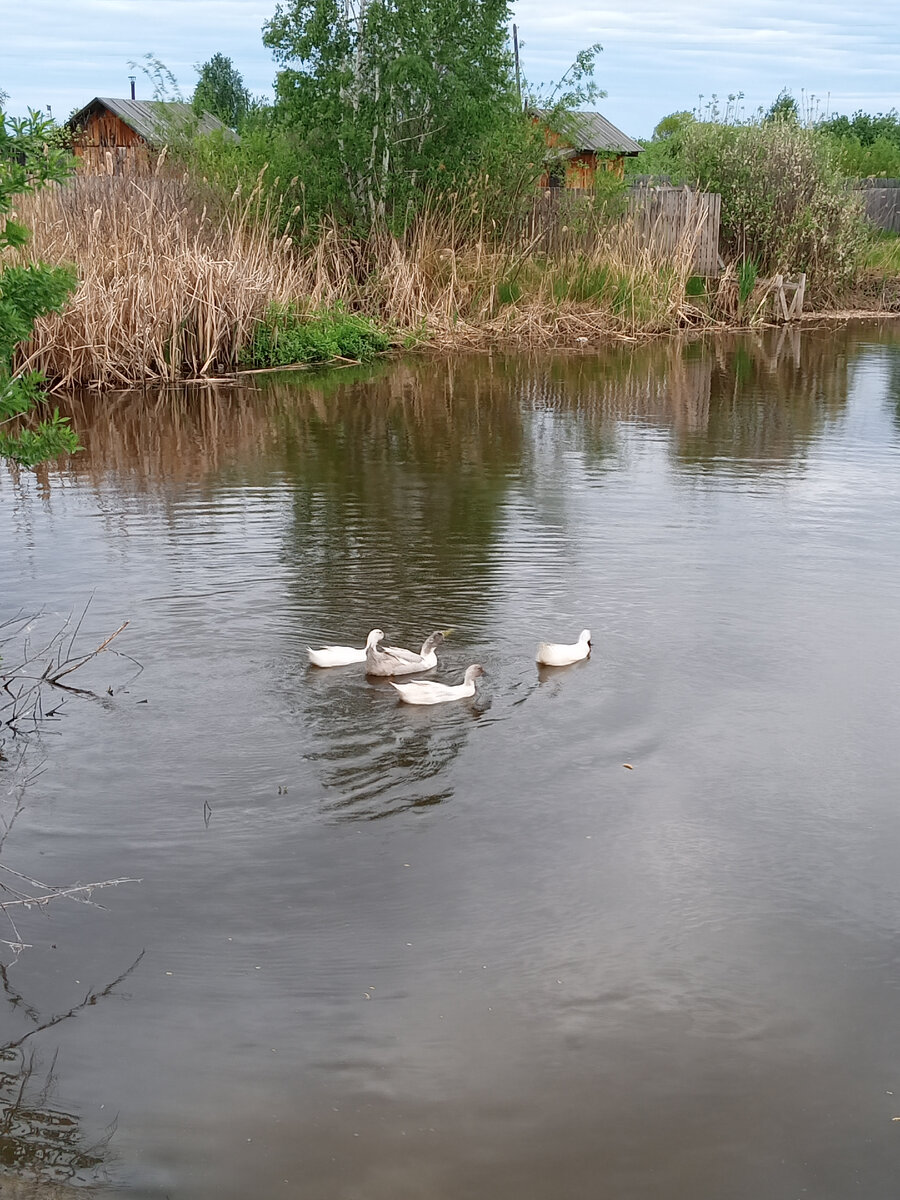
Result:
[2, 326, 900, 1199]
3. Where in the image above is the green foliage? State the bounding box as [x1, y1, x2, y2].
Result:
[816, 110, 900, 179]
[0, 109, 80, 466]
[764, 89, 800, 125]
[818, 109, 900, 148]
[863, 231, 900, 274]
[685, 274, 706, 297]
[737, 258, 758, 304]
[678, 118, 866, 291]
[624, 110, 694, 180]
[260, 0, 544, 232]
[193, 53, 251, 130]
[240, 305, 391, 367]
[590, 167, 628, 218]
[497, 279, 522, 305]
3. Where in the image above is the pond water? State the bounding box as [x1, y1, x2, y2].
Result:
[2, 325, 900, 1199]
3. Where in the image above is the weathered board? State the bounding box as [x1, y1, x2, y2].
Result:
[523, 186, 722, 276]
[858, 186, 900, 234]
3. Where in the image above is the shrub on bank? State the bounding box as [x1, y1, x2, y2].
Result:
[679, 119, 867, 295]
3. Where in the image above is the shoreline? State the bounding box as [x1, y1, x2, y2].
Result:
[41, 308, 900, 393]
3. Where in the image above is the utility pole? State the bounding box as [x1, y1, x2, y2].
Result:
[513, 24, 521, 108]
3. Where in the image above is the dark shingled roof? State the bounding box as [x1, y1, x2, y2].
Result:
[541, 110, 643, 156]
[69, 97, 239, 144]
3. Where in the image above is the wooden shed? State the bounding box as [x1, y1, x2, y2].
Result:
[68, 97, 237, 174]
[537, 110, 643, 188]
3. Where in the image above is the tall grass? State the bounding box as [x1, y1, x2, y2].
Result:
[14, 166, 307, 386]
[12, 166, 713, 386]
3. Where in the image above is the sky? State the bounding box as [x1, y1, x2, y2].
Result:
[3, 0, 900, 138]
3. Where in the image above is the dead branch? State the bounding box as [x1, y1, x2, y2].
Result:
[1, 602, 142, 742]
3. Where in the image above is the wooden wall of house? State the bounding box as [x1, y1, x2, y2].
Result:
[539, 154, 626, 190]
[73, 110, 152, 174]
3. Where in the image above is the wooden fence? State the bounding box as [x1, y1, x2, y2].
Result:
[522, 186, 722, 276]
[856, 181, 900, 234]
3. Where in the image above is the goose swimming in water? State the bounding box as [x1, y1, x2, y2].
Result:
[390, 664, 485, 705]
[306, 638, 369, 668]
[365, 629, 445, 677]
[535, 629, 591, 667]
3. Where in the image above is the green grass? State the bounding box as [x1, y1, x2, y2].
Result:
[240, 304, 392, 369]
[862, 231, 900, 274]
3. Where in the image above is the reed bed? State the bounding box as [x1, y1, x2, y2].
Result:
[15, 168, 306, 387]
[13, 167, 714, 387]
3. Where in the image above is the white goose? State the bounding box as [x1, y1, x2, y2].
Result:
[307, 635, 370, 668]
[536, 629, 591, 667]
[365, 629, 445, 677]
[391, 664, 485, 705]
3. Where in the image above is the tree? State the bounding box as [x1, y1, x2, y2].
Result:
[193, 53, 251, 129]
[0, 109, 79, 467]
[262, 0, 527, 228]
[765, 88, 799, 125]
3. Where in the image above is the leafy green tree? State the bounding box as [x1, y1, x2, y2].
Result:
[0, 110, 79, 467]
[193, 53, 251, 130]
[624, 111, 694, 179]
[765, 89, 800, 124]
[262, 0, 530, 228]
[817, 109, 900, 178]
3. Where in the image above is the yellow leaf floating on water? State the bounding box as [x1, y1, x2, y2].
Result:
[623, 763, 634, 770]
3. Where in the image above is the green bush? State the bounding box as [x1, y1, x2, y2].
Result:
[0, 109, 80, 466]
[240, 305, 391, 368]
[679, 119, 866, 293]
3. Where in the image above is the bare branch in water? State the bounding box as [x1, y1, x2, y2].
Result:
[0, 604, 144, 961]
[1, 602, 142, 741]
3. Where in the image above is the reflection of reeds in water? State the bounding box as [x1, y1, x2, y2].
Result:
[46, 328, 856, 494]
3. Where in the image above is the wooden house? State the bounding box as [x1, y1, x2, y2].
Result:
[538, 111, 642, 187]
[68, 97, 237, 174]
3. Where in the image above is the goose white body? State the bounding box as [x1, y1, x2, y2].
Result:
[391, 664, 485, 706]
[307, 644, 367, 668]
[535, 629, 591, 667]
[366, 630, 444, 677]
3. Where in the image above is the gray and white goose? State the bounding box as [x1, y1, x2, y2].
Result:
[365, 629, 445, 677]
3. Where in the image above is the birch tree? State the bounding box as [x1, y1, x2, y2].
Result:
[263, 0, 524, 228]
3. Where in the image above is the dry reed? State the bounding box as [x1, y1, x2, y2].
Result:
[12, 164, 714, 387]
[14, 165, 306, 387]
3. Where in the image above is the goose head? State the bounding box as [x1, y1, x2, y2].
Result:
[464, 664, 485, 684]
[579, 630, 592, 647]
[366, 629, 385, 649]
[420, 630, 445, 654]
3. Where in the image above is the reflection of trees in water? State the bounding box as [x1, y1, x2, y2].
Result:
[0, 953, 142, 1191]
[0, 1048, 108, 1186]
[681, 327, 852, 470]
[274, 359, 524, 628]
[50, 326, 868, 498]
[482, 326, 856, 474]
[872, 326, 900, 434]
